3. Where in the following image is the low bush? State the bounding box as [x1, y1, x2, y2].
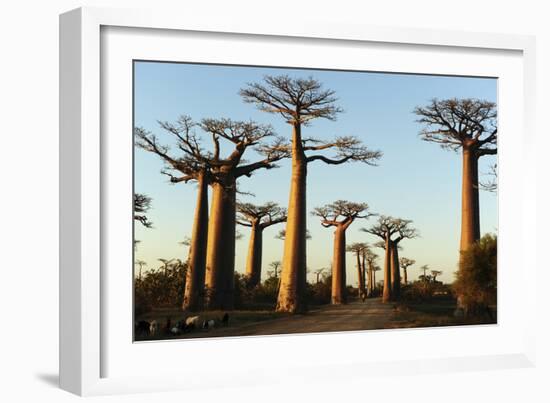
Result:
[454, 234, 497, 315]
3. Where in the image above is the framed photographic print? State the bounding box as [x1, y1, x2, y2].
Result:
[60, 6, 537, 396]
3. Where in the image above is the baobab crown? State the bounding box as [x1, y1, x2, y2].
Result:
[241, 75, 382, 313]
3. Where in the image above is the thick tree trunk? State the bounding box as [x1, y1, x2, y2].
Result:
[390, 242, 401, 299]
[382, 235, 392, 303]
[456, 146, 481, 314]
[205, 178, 237, 310]
[472, 154, 481, 241]
[277, 123, 308, 313]
[182, 172, 209, 311]
[460, 146, 480, 254]
[403, 267, 408, 285]
[245, 224, 263, 287]
[331, 226, 347, 304]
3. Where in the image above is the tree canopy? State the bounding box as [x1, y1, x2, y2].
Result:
[134, 193, 153, 228]
[414, 98, 497, 155]
[236, 202, 287, 228]
[312, 200, 372, 228]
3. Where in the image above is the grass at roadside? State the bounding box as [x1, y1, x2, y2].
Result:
[386, 297, 496, 329]
[135, 308, 290, 341]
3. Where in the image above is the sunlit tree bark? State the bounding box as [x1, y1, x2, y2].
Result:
[415, 99, 496, 313]
[241, 76, 381, 313]
[135, 125, 211, 311]
[198, 119, 289, 310]
[136, 118, 289, 311]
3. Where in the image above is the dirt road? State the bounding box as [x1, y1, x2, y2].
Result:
[177, 298, 396, 339]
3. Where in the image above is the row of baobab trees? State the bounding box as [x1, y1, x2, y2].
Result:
[135, 74, 497, 314]
[239, 200, 421, 305]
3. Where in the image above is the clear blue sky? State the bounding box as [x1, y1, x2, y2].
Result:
[134, 61, 497, 285]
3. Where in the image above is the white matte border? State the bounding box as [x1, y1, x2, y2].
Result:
[102, 24, 524, 379]
[59, 6, 537, 396]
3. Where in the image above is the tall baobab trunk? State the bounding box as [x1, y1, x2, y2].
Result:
[205, 176, 237, 310]
[382, 235, 392, 303]
[331, 226, 347, 304]
[182, 172, 209, 311]
[403, 267, 408, 285]
[277, 124, 308, 313]
[390, 243, 401, 299]
[245, 224, 263, 287]
[460, 146, 480, 254]
[456, 147, 482, 315]
[472, 154, 480, 241]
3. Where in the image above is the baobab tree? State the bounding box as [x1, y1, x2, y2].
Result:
[136, 123, 211, 311]
[135, 260, 147, 280]
[419, 264, 430, 281]
[134, 193, 153, 228]
[399, 257, 415, 285]
[372, 240, 401, 284]
[362, 246, 378, 296]
[388, 222, 417, 299]
[431, 270, 443, 283]
[195, 119, 289, 310]
[347, 242, 369, 298]
[414, 98, 497, 256]
[313, 201, 372, 304]
[267, 261, 282, 278]
[137, 117, 289, 310]
[313, 268, 327, 283]
[362, 216, 417, 302]
[241, 75, 382, 313]
[237, 202, 287, 287]
[158, 258, 175, 276]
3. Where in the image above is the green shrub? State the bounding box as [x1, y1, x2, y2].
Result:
[133, 260, 187, 312]
[234, 273, 280, 309]
[306, 275, 332, 305]
[401, 281, 452, 303]
[454, 234, 497, 314]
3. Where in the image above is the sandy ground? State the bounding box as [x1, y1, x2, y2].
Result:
[170, 298, 397, 339]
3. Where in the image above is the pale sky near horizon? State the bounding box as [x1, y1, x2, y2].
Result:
[133, 61, 497, 285]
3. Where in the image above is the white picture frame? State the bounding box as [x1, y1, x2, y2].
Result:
[60, 6, 537, 396]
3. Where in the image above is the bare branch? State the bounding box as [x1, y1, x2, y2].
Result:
[134, 193, 153, 228]
[236, 202, 287, 229]
[480, 163, 497, 192]
[240, 75, 342, 125]
[312, 200, 373, 229]
[414, 98, 497, 155]
[305, 136, 382, 166]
